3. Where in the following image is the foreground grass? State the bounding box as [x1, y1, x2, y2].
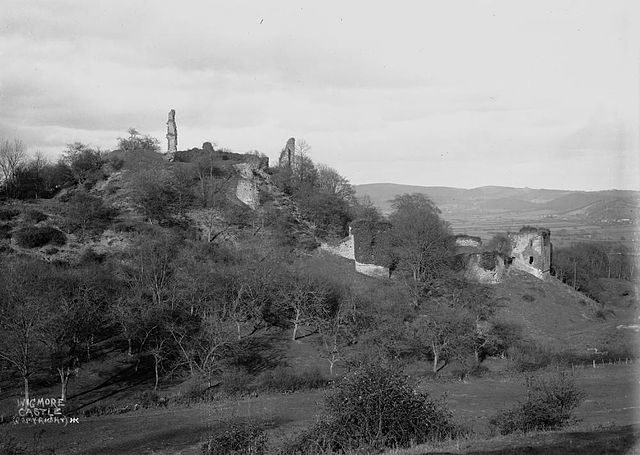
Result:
[385, 424, 640, 455]
[2, 364, 638, 454]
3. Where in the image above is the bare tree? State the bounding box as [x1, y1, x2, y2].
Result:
[0, 138, 26, 196]
[0, 259, 53, 402]
[409, 304, 474, 373]
[316, 164, 355, 202]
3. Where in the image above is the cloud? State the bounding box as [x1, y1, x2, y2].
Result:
[0, 0, 637, 190]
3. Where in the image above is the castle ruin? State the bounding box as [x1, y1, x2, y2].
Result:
[323, 221, 553, 283]
[508, 227, 552, 279]
[278, 137, 295, 168]
[166, 109, 178, 155]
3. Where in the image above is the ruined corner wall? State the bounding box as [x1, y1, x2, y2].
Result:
[462, 251, 507, 284]
[455, 234, 482, 249]
[509, 228, 552, 279]
[350, 220, 393, 278]
[320, 233, 355, 261]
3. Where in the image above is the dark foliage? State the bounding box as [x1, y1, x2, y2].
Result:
[255, 366, 328, 393]
[0, 208, 20, 221]
[554, 242, 637, 297]
[489, 373, 585, 435]
[0, 223, 11, 239]
[22, 209, 47, 224]
[285, 363, 457, 453]
[201, 419, 268, 455]
[14, 226, 66, 248]
[64, 191, 117, 235]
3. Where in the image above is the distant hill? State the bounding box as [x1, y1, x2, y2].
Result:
[354, 183, 640, 224]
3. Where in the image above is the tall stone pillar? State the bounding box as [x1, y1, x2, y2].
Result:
[166, 109, 177, 154]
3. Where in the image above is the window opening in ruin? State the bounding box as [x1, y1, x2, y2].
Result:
[529, 256, 534, 264]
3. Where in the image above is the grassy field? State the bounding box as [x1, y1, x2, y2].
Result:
[2, 363, 638, 454]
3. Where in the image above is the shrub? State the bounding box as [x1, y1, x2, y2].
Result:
[14, 226, 66, 248]
[521, 294, 535, 303]
[64, 191, 116, 235]
[506, 343, 555, 372]
[0, 208, 20, 221]
[255, 366, 328, 393]
[284, 363, 457, 453]
[489, 372, 585, 435]
[131, 390, 167, 409]
[0, 436, 57, 455]
[22, 209, 47, 224]
[201, 419, 268, 455]
[0, 223, 11, 239]
[219, 368, 253, 396]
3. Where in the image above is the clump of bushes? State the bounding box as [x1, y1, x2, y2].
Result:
[201, 420, 267, 455]
[0, 208, 20, 221]
[22, 209, 47, 224]
[255, 366, 328, 393]
[489, 372, 585, 435]
[201, 419, 268, 455]
[14, 226, 66, 248]
[0, 223, 11, 239]
[284, 363, 458, 453]
[0, 436, 57, 455]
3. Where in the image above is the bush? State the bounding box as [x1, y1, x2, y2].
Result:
[14, 226, 66, 248]
[255, 366, 328, 393]
[0, 223, 11, 239]
[64, 191, 116, 235]
[489, 372, 585, 435]
[521, 294, 536, 303]
[201, 419, 268, 455]
[0, 436, 57, 455]
[284, 363, 457, 453]
[131, 390, 167, 409]
[0, 208, 20, 221]
[219, 368, 253, 396]
[22, 209, 47, 224]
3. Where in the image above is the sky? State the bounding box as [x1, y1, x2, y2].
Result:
[1, 0, 638, 191]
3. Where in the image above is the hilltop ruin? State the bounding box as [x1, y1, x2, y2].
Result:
[166, 109, 177, 156]
[323, 222, 553, 283]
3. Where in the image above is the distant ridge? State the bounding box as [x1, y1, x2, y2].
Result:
[354, 183, 640, 224]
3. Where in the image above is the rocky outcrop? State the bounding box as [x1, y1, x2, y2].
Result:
[234, 162, 260, 209]
[166, 109, 177, 155]
[278, 137, 295, 168]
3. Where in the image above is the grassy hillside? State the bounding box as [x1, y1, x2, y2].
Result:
[492, 270, 638, 356]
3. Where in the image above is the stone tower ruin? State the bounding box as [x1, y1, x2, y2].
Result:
[166, 109, 177, 155]
[508, 227, 552, 279]
[278, 137, 295, 168]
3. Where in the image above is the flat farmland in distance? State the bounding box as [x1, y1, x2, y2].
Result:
[443, 210, 639, 249]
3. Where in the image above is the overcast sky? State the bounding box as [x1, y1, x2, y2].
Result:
[1, 0, 638, 191]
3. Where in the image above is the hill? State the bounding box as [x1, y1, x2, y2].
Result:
[492, 270, 638, 355]
[355, 183, 640, 247]
[355, 183, 639, 219]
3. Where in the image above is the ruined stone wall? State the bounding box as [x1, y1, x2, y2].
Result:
[462, 251, 507, 284]
[455, 234, 482, 249]
[350, 219, 393, 278]
[166, 109, 177, 155]
[320, 231, 355, 260]
[509, 227, 551, 279]
[278, 137, 295, 168]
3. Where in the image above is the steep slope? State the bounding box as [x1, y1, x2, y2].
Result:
[492, 270, 638, 353]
